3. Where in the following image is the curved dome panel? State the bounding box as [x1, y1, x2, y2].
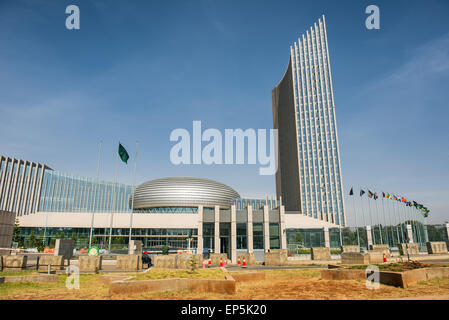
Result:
[132, 177, 240, 209]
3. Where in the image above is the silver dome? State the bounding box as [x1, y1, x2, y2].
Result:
[132, 177, 240, 209]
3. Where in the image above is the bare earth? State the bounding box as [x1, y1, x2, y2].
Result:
[1, 269, 449, 300]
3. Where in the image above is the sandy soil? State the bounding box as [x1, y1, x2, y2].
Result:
[1, 269, 449, 300]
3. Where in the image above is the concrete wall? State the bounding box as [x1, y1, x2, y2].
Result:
[398, 243, 420, 256]
[1, 255, 27, 270]
[78, 256, 102, 271]
[369, 244, 391, 257]
[236, 253, 256, 265]
[311, 247, 331, 261]
[264, 249, 287, 266]
[54, 239, 74, 260]
[210, 253, 228, 265]
[116, 255, 141, 271]
[0, 211, 15, 255]
[342, 245, 361, 253]
[38, 255, 64, 271]
[341, 252, 370, 265]
[426, 242, 448, 254]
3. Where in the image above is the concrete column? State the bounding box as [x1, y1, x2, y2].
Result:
[263, 205, 270, 252]
[324, 226, 330, 248]
[279, 205, 287, 250]
[230, 205, 237, 263]
[247, 205, 253, 253]
[446, 223, 449, 241]
[197, 205, 203, 255]
[366, 226, 373, 247]
[406, 224, 414, 243]
[214, 205, 220, 254]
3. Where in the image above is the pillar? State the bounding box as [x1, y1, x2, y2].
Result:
[366, 226, 373, 247]
[406, 224, 414, 243]
[231, 205, 237, 263]
[247, 205, 253, 253]
[263, 205, 270, 252]
[324, 226, 330, 248]
[214, 205, 220, 254]
[197, 205, 203, 255]
[446, 223, 449, 241]
[423, 224, 429, 243]
[280, 205, 287, 250]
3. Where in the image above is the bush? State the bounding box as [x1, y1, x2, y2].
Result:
[162, 245, 169, 255]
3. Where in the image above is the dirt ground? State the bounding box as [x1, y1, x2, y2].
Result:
[1, 268, 449, 300]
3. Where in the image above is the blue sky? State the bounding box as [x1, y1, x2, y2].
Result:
[1, 0, 448, 224]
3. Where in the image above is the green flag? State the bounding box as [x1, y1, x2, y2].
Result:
[118, 143, 129, 164]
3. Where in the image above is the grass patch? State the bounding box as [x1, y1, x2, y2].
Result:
[266, 269, 322, 278]
[132, 268, 225, 281]
[0, 270, 39, 277]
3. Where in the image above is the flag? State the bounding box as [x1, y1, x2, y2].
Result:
[382, 192, 386, 198]
[360, 189, 365, 197]
[374, 192, 378, 200]
[349, 187, 353, 196]
[118, 143, 129, 164]
[368, 190, 373, 198]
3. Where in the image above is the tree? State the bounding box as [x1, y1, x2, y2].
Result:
[27, 231, 39, 248]
[12, 218, 23, 247]
[162, 245, 169, 255]
[294, 232, 304, 245]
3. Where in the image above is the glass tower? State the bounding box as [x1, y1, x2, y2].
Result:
[272, 15, 345, 226]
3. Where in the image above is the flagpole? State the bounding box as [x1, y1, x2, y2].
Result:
[373, 191, 383, 245]
[390, 196, 401, 244]
[350, 188, 360, 247]
[385, 195, 394, 247]
[129, 141, 138, 244]
[89, 140, 102, 248]
[109, 142, 119, 253]
[380, 193, 390, 246]
[366, 188, 376, 244]
[359, 187, 367, 248]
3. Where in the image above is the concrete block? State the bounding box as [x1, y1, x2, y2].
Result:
[38, 255, 64, 271]
[311, 247, 331, 261]
[78, 256, 102, 272]
[398, 243, 420, 256]
[341, 252, 370, 265]
[264, 249, 287, 266]
[369, 244, 391, 257]
[116, 254, 141, 271]
[320, 269, 366, 281]
[1, 255, 27, 270]
[342, 245, 361, 253]
[367, 251, 384, 264]
[426, 242, 448, 254]
[210, 253, 228, 265]
[236, 253, 256, 265]
[128, 240, 142, 255]
[3, 274, 58, 284]
[54, 239, 75, 260]
[230, 272, 265, 282]
[176, 254, 203, 269]
[153, 255, 177, 269]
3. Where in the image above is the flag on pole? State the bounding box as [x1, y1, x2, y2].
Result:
[349, 187, 353, 196]
[360, 189, 365, 197]
[118, 143, 129, 164]
[368, 190, 373, 198]
[374, 192, 378, 200]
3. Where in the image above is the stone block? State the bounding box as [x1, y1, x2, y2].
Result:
[398, 243, 420, 256]
[128, 240, 142, 255]
[210, 253, 228, 265]
[54, 239, 75, 260]
[236, 253, 256, 265]
[38, 255, 64, 271]
[311, 247, 331, 261]
[264, 249, 287, 266]
[367, 251, 384, 264]
[369, 244, 391, 257]
[176, 254, 203, 269]
[1, 255, 27, 270]
[341, 252, 370, 265]
[341, 245, 361, 253]
[426, 242, 448, 254]
[116, 254, 141, 271]
[78, 255, 102, 272]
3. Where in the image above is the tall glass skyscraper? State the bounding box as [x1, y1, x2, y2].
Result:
[272, 15, 345, 226]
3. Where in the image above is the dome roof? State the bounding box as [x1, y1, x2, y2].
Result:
[132, 177, 240, 209]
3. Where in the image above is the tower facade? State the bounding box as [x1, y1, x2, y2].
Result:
[272, 15, 345, 226]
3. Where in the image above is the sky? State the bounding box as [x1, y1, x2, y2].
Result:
[1, 0, 448, 224]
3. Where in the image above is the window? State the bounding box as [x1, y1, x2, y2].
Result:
[236, 223, 247, 249]
[253, 223, 264, 249]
